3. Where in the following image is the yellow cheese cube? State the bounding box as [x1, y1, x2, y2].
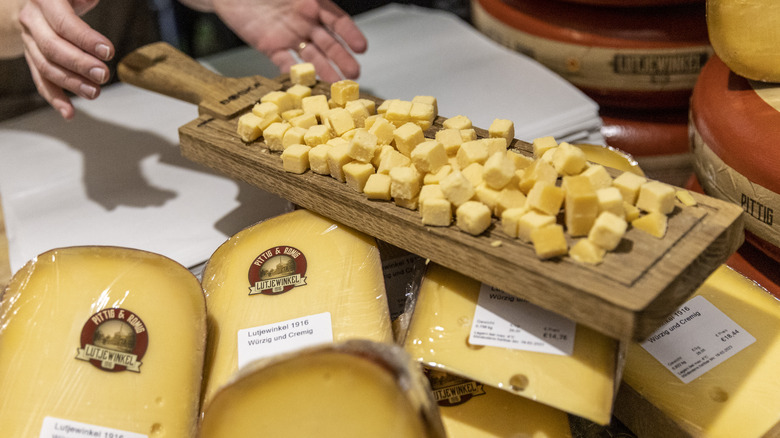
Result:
[308, 144, 332, 175]
[252, 101, 280, 118]
[261, 90, 294, 113]
[393, 122, 425, 157]
[285, 84, 311, 108]
[507, 150, 534, 171]
[518, 159, 558, 194]
[442, 115, 472, 130]
[301, 94, 330, 120]
[612, 171, 647, 205]
[551, 142, 587, 176]
[347, 128, 379, 163]
[532, 136, 558, 158]
[411, 140, 448, 174]
[460, 163, 484, 187]
[588, 211, 627, 251]
[343, 161, 376, 192]
[423, 164, 452, 185]
[411, 95, 438, 116]
[394, 196, 419, 210]
[500, 207, 527, 238]
[385, 100, 412, 127]
[322, 107, 356, 137]
[263, 122, 291, 152]
[368, 117, 396, 145]
[371, 144, 394, 168]
[631, 211, 668, 238]
[355, 98, 377, 115]
[363, 173, 392, 200]
[282, 126, 308, 150]
[494, 187, 527, 217]
[420, 198, 453, 227]
[376, 99, 396, 115]
[326, 143, 352, 182]
[345, 100, 370, 128]
[289, 112, 319, 129]
[304, 124, 332, 147]
[435, 128, 465, 156]
[531, 224, 568, 259]
[475, 183, 501, 212]
[281, 108, 304, 121]
[377, 149, 412, 175]
[636, 180, 677, 214]
[456, 201, 493, 235]
[489, 118, 515, 145]
[580, 164, 614, 190]
[330, 79, 359, 106]
[596, 186, 625, 218]
[526, 180, 565, 216]
[675, 189, 697, 206]
[569, 239, 606, 265]
[440, 170, 476, 207]
[389, 166, 422, 200]
[237, 112, 264, 142]
[409, 102, 435, 130]
[517, 210, 556, 243]
[457, 140, 490, 169]
[281, 144, 311, 174]
[483, 152, 516, 190]
[623, 201, 641, 222]
[563, 175, 599, 237]
[419, 184, 445, 204]
[289, 62, 317, 86]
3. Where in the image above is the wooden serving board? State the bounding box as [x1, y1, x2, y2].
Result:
[119, 42, 744, 342]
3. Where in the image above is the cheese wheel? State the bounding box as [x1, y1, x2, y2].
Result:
[600, 108, 693, 186]
[616, 265, 780, 437]
[0, 246, 207, 437]
[707, 0, 780, 82]
[199, 340, 446, 438]
[199, 209, 394, 409]
[471, 0, 712, 109]
[403, 263, 619, 425]
[690, 54, 780, 262]
[423, 368, 573, 437]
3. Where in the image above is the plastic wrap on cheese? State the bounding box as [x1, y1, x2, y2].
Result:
[0, 246, 207, 437]
[403, 263, 619, 425]
[617, 265, 780, 437]
[199, 339, 446, 437]
[199, 209, 394, 410]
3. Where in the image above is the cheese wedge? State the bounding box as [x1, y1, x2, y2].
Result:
[0, 246, 207, 437]
[199, 340, 446, 438]
[403, 263, 618, 424]
[617, 265, 780, 437]
[199, 209, 394, 409]
[424, 367, 572, 437]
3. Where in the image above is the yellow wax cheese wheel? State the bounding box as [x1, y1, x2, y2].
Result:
[403, 263, 619, 425]
[199, 209, 394, 409]
[424, 368, 573, 437]
[0, 246, 207, 437]
[707, 0, 780, 82]
[199, 340, 446, 438]
[617, 265, 780, 437]
[690, 54, 780, 262]
[471, 0, 712, 109]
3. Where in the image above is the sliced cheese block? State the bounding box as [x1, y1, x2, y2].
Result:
[616, 265, 780, 437]
[424, 367, 572, 438]
[0, 246, 206, 437]
[199, 209, 394, 408]
[199, 340, 446, 438]
[690, 54, 780, 262]
[403, 263, 619, 425]
[707, 0, 780, 82]
[471, 0, 711, 109]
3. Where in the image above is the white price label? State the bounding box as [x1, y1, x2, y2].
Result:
[641, 295, 756, 383]
[237, 312, 333, 369]
[40, 417, 147, 438]
[469, 285, 576, 355]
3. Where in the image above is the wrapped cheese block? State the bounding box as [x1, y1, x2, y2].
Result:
[0, 246, 207, 437]
[707, 0, 780, 82]
[199, 340, 446, 438]
[403, 263, 620, 425]
[616, 265, 780, 437]
[199, 209, 394, 408]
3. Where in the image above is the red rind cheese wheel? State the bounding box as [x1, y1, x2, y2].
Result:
[471, 0, 712, 109]
[690, 54, 780, 261]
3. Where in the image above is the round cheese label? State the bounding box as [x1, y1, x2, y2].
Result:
[248, 246, 308, 295]
[75, 308, 148, 373]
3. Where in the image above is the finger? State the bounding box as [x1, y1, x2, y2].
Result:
[24, 51, 77, 120]
[270, 50, 299, 75]
[33, 0, 114, 61]
[297, 42, 342, 83]
[316, 0, 368, 54]
[310, 26, 361, 79]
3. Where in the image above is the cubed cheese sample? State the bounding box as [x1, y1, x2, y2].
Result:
[355, 98, 377, 115]
[456, 201, 492, 235]
[0, 246, 207, 437]
[596, 187, 625, 218]
[531, 224, 569, 259]
[330, 80, 359, 106]
[412, 95, 438, 116]
[394, 122, 426, 157]
[506, 150, 534, 171]
[345, 100, 370, 128]
[442, 115, 472, 130]
[290, 112, 319, 129]
[282, 108, 304, 121]
[636, 180, 676, 214]
[518, 159, 558, 194]
[436, 129, 465, 156]
[385, 100, 413, 127]
[283, 126, 308, 150]
[301, 94, 330, 120]
[440, 170, 476, 207]
[420, 198, 453, 227]
[377, 149, 412, 175]
[372, 144, 395, 168]
[623, 202, 641, 222]
[322, 107, 356, 137]
[410, 102, 435, 130]
[394, 196, 419, 210]
[612, 172, 647, 205]
[488, 119, 515, 145]
[281, 144, 311, 174]
[676, 189, 698, 207]
[200, 341, 445, 438]
[290, 62, 317, 86]
[404, 264, 618, 425]
[457, 140, 490, 169]
[390, 166, 422, 200]
[475, 183, 501, 213]
[580, 164, 614, 190]
[423, 164, 452, 185]
[569, 239, 606, 265]
[264, 122, 291, 152]
[376, 99, 396, 115]
[532, 136, 558, 158]
[461, 163, 485, 187]
[237, 112, 264, 142]
[368, 117, 396, 145]
[261, 90, 294, 113]
[304, 124, 332, 147]
[563, 175, 599, 237]
[199, 210, 394, 408]
[326, 143, 352, 182]
[516, 210, 556, 243]
[252, 101, 280, 118]
[483, 152, 516, 190]
[500, 207, 527, 238]
[631, 211, 668, 238]
[308, 144, 332, 175]
[286, 84, 312, 108]
[364, 173, 392, 200]
[588, 211, 627, 251]
[419, 184, 446, 204]
[342, 160, 374, 192]
[526, 180, 565, 216]
[494, 187, 527, 217]
[347, 128, 379, 163]
[551, 142, 587, 176]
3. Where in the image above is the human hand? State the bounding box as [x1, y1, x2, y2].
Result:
[205, 0, 368, 82]
[19, 0, 114, 119]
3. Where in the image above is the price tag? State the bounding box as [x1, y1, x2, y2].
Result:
[40, 417, 147, 438]
[469, 284, 576, 355]
[641, 295, 756, 383]
[237, 312, 333, 369]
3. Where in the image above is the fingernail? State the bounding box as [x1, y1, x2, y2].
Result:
[80, 84, 98, 99]
[90, 67, 107, 84]
[96, 43, 111, 60]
